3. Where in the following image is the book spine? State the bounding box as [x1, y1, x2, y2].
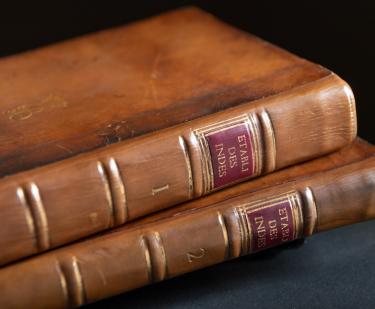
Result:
[0, 74, 356, 265]
[0, 157, 373, 309]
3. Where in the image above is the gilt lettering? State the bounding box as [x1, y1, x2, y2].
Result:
[5, 94, 68, 121]
[279, 207, 290, 242]
[238, 135, 249, 172]
[213, 132, 251, 179]
[187, 248, 206, 262]
[215, 143, 227, 178]
[152, 184, 170, 196]
[254, 216, 266, 249]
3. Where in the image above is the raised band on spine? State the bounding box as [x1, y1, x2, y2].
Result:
[217, 212, 230, 260]
[71, 257, 86, 306]
[16, 187, 37, 251]
[301, 187, 318, 236]
[56, 257, 87, 307]
[97, 158, 128, 227]
[18, 183, 50, 252]
[258, 109, 276, 174]
[140, 236, 153, 283]
[178, 136, 194, 199]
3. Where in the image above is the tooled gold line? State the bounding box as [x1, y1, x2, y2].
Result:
[238, 206, 252, 254]
[236, 207, 246, 254]
[196, 133, 212, 194]
[201, 136, 214, 192]
[242, 190, 297, 210]
[204, 122, 249, 136]
[193, 133, 207, 195]
[250, 113, 263, 176]
[246, 114, 260, 176]
[195, 115, 249, 134]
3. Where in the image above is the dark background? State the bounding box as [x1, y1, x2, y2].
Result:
[1, 1, 374, 308]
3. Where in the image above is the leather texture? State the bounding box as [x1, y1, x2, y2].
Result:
[0, 7, 337, 177]
[0, 7, 357, 266]
[0, 73, 356, 266]
[0, 139, 373, 309]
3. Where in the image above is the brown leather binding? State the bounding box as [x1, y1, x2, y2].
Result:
[0, 7, 347, 177]
[130, 138, 374, 227]
[0, 72, 356, 266]
[0, 139, 373, 309]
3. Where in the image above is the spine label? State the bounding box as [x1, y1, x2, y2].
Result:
[194, 114, 262, 193]
[247, 199, 294, 251]
[206, 124, 254, 188]
[236, 191, 303, 253]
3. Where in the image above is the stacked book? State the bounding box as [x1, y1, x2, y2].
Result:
[0, 7, 373, 308]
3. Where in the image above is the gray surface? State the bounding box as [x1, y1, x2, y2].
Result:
[87, 220, 375, 308]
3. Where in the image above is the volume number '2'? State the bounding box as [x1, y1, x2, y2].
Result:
[187, 248, 206, 263]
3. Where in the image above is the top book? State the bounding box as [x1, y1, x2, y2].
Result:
[0, 7, 357, 266]
[0, 6, 355, 177]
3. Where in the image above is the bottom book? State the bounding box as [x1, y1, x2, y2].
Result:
[0, 138, 374, 308]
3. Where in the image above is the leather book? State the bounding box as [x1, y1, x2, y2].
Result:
[0, 7, 356, 266]
[0, 139, 373, 308]
[0, 6, 356, 178]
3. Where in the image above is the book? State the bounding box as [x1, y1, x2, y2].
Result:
[126, 138, 374, 227]
[0, 8, 357, 267]
[0, 7, 356, 177]
[0, 139, 373, 308]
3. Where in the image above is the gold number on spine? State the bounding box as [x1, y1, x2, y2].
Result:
[186, 248, 206, 262]
[152, 184, 170, 196]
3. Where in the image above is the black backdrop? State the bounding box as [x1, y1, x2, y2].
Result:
[1, 1, 374, 308]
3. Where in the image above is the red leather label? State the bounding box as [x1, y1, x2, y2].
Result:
[206, 123, 254, 188]
[247, 199, 295, 252]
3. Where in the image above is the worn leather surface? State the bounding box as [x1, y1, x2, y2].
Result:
[0, 7, 331, 176]
[0, 3, 373, 308]
[0, 140, 373, 308]
[88, 220, 375, 309]
[0, 8, 357, 266]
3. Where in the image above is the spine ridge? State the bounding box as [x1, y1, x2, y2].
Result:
[17, 183, 50, 251]
[343, 83, 357, 142]
[178, 136, 194, 199]
[96, 158, 127, 227]
[257, 108, 277, 173]
[299, 187, 318, 236]
[221, 208, 244, 259]
[140, 235, 154, 283]
[56, 256, 87, 308]
[216, 211, 230, 260]
[142, 232, 169, 282]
